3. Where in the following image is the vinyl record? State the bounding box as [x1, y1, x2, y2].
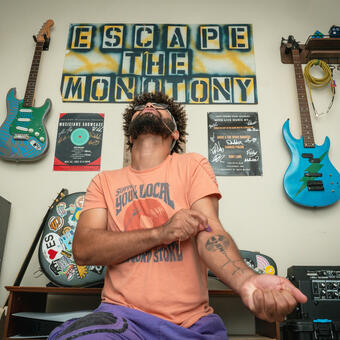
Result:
[71, 128, 90, 146]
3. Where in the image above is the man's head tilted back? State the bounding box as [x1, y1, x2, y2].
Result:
[123, 92, 187, 154]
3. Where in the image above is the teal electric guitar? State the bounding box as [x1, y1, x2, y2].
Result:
[282, 36, 340, 207]
[0, 20, 54, 161]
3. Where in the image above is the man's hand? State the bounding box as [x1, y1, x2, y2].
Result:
[159, 209, 208, 245]
[239, 274, 308, 322]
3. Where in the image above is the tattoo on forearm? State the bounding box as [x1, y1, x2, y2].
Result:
[205, 235, 245, 275]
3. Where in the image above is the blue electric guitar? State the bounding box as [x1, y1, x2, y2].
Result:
[282, 36, 340, 207]
[0, 20, 54, 161]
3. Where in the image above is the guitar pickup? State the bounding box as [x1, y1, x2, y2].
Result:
[307, 180, 323, 186]
[302, 153, 313, 158]
[13, 134, 29, 140]
[17, 118, 31, 122]
[305, 172, 323, 177]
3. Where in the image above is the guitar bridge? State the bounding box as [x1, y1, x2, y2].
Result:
[13, 134, 29, 140]
[307, 180, 325, 191]
[308, 186, 325, 191]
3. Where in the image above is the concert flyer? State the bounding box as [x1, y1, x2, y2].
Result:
[53, 113, 104, 171]
[207, 112, 262, 176]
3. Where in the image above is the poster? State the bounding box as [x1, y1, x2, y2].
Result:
[54, 113, 104, 171]
[208, 112, 262, 176]
[61, 23, 257, 104]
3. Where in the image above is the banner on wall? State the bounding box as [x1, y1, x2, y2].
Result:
[208, 112, 262, 176]
[61, 23, 257, 104]
[54, 113, 104, 171]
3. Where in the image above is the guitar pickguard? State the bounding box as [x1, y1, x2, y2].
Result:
[283, 119, 340, 207]
[0, 88, 51, 161]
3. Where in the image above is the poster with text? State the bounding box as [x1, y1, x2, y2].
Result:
[208, 112, 262, 176]
[61, 23, 257, 104]
[54, 113, 104, 171]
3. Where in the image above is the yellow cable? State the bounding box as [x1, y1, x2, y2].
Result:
[303, 59, 336, 118]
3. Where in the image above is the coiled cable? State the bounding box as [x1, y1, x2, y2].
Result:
[303, 59, 336, 118]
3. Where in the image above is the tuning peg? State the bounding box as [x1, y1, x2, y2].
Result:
[43, 35, 51, 50]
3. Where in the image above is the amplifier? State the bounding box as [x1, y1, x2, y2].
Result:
[287, 266, 340, 320]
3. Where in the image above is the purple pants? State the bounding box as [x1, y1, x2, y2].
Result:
[48, 303, 228, 340]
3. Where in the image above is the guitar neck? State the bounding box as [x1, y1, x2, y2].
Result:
[292, 49, 315, 148]
[23, 41, 44, 107]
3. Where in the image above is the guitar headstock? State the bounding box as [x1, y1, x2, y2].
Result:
[36, 19, 54, 43]
[282, 35, 301, 54]
[34, 20, 54, 50]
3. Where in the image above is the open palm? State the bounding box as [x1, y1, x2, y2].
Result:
[239, 274, 307, 322]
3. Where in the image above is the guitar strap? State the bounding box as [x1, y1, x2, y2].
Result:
[0, 188, 68, 332]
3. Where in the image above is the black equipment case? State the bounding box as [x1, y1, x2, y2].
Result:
[286, 266, 340, 320]
[281, 319, 340, 340]
[280, 266, 340, 340]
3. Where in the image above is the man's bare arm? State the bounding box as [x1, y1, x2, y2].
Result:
[73, 207, 208, 266]
[192, 195, 307, 322]
[73, 208, 163, 266]
[192, 196, 256, 293]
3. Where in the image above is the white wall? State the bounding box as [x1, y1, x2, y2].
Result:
[1, 0, 340, 321]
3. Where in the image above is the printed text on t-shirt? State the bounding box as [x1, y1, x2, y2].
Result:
[115, 182, 175, 215]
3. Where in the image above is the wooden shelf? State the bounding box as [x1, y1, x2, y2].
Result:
[281, 36, 340, 64]
[5, 285, 102, 295]
[3, 286, 279, 340]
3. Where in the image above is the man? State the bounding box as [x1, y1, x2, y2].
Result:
[49, 92, 307, 340]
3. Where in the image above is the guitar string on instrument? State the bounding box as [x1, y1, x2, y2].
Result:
[281, 36, 340, 207]
[0, 20, 54, 161]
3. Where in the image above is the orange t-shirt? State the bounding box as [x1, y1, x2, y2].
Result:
[82, 152, 221, 327]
